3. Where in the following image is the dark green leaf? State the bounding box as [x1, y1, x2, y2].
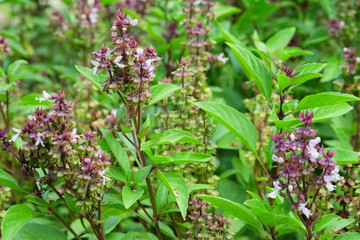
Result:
[15, 223, 67, 240]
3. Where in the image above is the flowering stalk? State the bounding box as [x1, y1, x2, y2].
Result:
[1, 90, 111, 240]
[267, 111, 344, 239]
[91, 9, 163, 239]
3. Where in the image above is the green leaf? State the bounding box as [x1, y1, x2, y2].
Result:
[291, 73, 325, 86]
[226, 43, 272, 101]
[2, 205, 36, 240]
[290, 63, 327, 86]
[145, 83, 181, 108]
[75, 65, 119, 106]
[217, 23, 245, 47]
[297, 63, 327, 75]
[194, 102, 266, 171]
[156, 170, 189, 220]
[100, 127, 130, 174]
[170, 152, 212, 164]
[15, 223, 67, 240]
[0, 169, 25, 192]
[7, 59, 28, 82]
[187, 184, 215, 194]
[196, 195, 268, 236]
[244, 199, 275, 228]
[119, 231, 136, 240]
[122, 186, 144, 209]
[134, 166, 152, 184]
[296, 92, 360, 111]
[324, 219, 354, 234]
[277, 71, 291, 92]
[275, 103, 353, 129]
[328, 148, 359, 165]
[266, 27, 295, 51]
[335, 232, 360, 240]
[108, 165, 127, 183]
[157, 129, 203, 145]
[251, 49, 278, 77]
[315, 214, 340, 232]
[214, 5, 241, 20]
[273, 47, 312, 62]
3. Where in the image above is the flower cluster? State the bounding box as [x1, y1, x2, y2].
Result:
[268, 111, 343, 222]
[328, 18, 345, 37]
[91, 10, 161, 104]
[1, 90, 111, 210]
[185, 197, 233, 240]
[0, 31, 11, 55]
[341, 47, 360, 76]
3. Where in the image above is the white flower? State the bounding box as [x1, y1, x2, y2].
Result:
[299, 202, 312, 218]
[266, 181, 282, 199]
[289, 133, 296, 141]
[71, 128, 80, 139]
[135, 47, 144, 60]
[307, 137, 321, 158]
[91, 60, 100, 74]
[35, 133, 45, 146]
[89, 8, 99, 24]
[272, 154, 284, 164]
[10, 128, 22, 143]
[131, 19, 138, 26]
[217, 53, 228, 64]
[35, 90, 51, 102]
[99, 168, 110, 186]
[114, 56, 126, 68]
[323, 166, 344, 191]
[27, 115, 36, 121]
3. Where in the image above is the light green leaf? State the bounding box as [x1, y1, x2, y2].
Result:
[291, 73, 325, 86]
[335, 232, 360, 240]
[108, 165, 127, 183]
[134, 166, 152, 184]
[328, 148, 360, 165]
[214, 5, 241, 20]
[277, 71, 291, 92]
[100, 127, 130, 174]
[7, 59, 28, 82]
[296, 92, 360, 111]
[297, 63, 327, 75]
[2, 205, 36, 240]
[187, 184, 215, 194]
[157, 129, 203, 145]
[226, 43, 272, 101]
[145, 83, 181, 108]
[196, 195, 268, 236]
[156, 171, 189, 220]
[266, 27, 296, 51]
[0, 169, 25, 192]
[315, 214, 340, 232]
[75, 65, 119, 106]
[122, 186, 144, 209]
[194, 102, 266, 171]
[15, 223, 67, 240]
[275, 103, 353, 129]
